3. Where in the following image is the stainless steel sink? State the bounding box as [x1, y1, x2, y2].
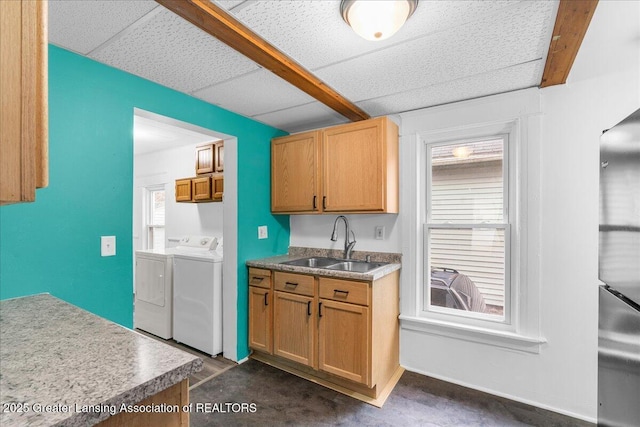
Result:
[280, 257, 342, 268]
[280, 257, 387, 273]
[325, 261, 387, 273]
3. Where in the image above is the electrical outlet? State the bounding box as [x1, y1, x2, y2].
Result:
[375, 226, 385, 240]
[258, 225, 268, 239]
[101, 236, 116, 256]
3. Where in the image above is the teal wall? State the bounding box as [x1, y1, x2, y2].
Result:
[0, 46, 289, 359]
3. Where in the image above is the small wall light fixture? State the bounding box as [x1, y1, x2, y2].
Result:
[340, 0, 418, 41]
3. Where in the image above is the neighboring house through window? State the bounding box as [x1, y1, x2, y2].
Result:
[425, 137, 508, 321]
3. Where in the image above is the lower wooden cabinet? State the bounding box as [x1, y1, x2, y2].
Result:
[248, 268, 272, 354]
[274, 291, 316, 367]
[248, 267, 400, 402]
[318, 298, 369, 385]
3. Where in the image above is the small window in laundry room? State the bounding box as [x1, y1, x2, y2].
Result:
[146, 186, 165, 250]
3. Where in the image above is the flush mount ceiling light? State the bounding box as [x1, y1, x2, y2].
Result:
[340, 0, 418, 41]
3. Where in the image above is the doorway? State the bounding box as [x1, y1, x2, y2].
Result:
[132, 108, 240, 361]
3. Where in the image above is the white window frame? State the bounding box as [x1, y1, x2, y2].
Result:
[423, 132, 512, 328]
[398, 89, 546, 353]
[144, 185, 165, 250]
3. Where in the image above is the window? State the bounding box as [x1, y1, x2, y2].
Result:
[399, 89, 544, 352]
[146, 186, 165, 250]
[424, 137, 508, 322]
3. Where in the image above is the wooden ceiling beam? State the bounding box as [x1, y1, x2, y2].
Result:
[540, 0, 598, 88]
[155, 0, 370, 122]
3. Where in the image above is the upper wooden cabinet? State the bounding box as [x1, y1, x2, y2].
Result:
[271, 131, 321, 213]
[175, 174, 223, 203]
[271, 117, 398, 214]
[323, 118, 398, 213]
[0, 0, 48, 205]
[213, 140, 224, 172]
[195, 141, 224, 175]
[177, 141, 224, 203]
[175, 179, 192, 202]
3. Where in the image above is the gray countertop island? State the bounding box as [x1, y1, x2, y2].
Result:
[0, 294, 202, 427]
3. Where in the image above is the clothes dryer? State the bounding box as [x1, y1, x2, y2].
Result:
[134, 247, 177, 339]
[173, 237, 223, 356]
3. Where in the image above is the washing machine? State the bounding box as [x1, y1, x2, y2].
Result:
[173, 237, 223, 356]
[134, 247, 177, 339]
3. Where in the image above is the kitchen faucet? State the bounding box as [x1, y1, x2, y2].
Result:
[330, 215, 356, 260]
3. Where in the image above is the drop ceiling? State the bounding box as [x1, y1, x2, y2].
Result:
[49, 0, 559, 133]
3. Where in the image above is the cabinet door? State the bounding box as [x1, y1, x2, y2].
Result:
[273, 291, 316, 368]
[192, 177, 211, 201]
[318, 299, 370, 385]
[211, 175, 224, 201]
[271, 131, 321, 213]
[214, 141, 224, 172]
[0, 0, 48, 205]
[249, 286, 273, 354]
[175, 179, 192, 202]
[322, 118, 393, 212]
[195, 143, 214, 174]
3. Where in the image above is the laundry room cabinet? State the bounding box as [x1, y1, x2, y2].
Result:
[195, 141, 224, 174]
[175, 141, 224, 203]
[271, 117, 398, 214]
[174, 174, 223, 203]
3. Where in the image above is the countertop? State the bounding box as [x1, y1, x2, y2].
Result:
[0, 294, 202, 427]
[246, 251, 401, 282]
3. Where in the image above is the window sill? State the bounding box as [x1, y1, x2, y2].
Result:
[399, 314, 546, 354]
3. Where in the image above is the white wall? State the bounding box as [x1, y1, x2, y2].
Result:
[133, 142, 224, 252]
[290, 213, 401, 254]
[397, 1, 639, 422]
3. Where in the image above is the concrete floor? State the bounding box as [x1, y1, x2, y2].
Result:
[188, 359, 593, 427]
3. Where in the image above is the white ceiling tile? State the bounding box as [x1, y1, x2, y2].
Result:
[314, 0, 556, 102]
[252, 102, 347, 133]
[213, 0, 248, 11]
[48, 0, 561, 132]
[48, 0, 159, 55]
[90, 9, 259, 93]
[193, 70, 317, 116]
[229, 1, 520, 70]
[357, 60, 544, 117]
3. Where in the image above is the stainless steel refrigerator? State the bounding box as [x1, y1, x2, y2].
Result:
[598, 107, 640, 427]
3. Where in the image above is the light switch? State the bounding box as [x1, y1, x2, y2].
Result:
[101, 236, 116, 256]
[258, 226, 268, 239]
[375, 226, 385, 240]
